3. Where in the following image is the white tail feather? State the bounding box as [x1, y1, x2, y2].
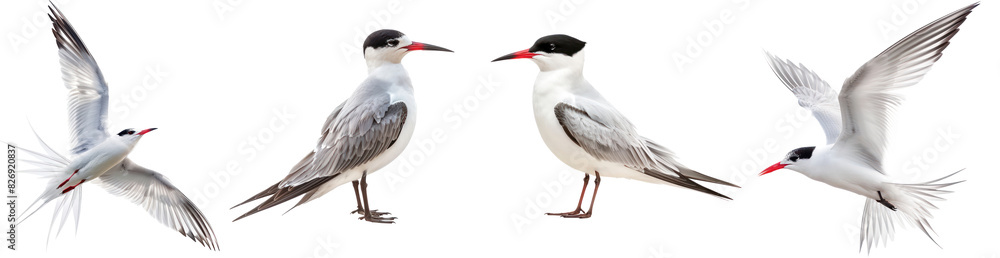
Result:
[48, 187, 83, 248]
[8, 123, 84, 248]
[860, 169, 963, 253]
[27, 120, 69, 164]
[16, 179, 62, 225]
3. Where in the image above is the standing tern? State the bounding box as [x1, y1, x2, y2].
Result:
[232, 29, 452, 223]
[492, 35, 739, 218]
[759, 2, 977, 252]
[15, 3, 218, 250]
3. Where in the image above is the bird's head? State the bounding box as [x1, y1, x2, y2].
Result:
[760, 146, 816, 176]
[115, 128, 156, 146]
[362, 29, 452, 69]
[492, 34, 586, 72]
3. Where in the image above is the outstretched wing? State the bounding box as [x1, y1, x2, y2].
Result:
[764, 51, 842, 144]
[835, 3, 976, 174]
[98, 159, 219, 251]
[49, 4, 110, 155]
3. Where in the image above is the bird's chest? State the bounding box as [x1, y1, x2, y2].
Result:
[74, 143, 129, 179]
[804, 155, 885, 199]
[532, 90, 592, 170]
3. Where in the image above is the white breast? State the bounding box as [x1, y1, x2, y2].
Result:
[70, 139, 130, 182]
[800, 145, 889, 200]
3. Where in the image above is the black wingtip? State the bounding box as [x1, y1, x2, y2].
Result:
[232, 176, 334, 222]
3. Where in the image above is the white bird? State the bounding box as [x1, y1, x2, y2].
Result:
[15, 4, 219, 250]
[492, 34, 739, 218]
[759, 2, 977, 252]
[232, 29, 452, 223]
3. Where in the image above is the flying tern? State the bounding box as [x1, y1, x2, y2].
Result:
[232, 29, 452, 223]
[492, 34, 739, 218]
[15, 3, 219, 250]
[759, 2, 977, 252]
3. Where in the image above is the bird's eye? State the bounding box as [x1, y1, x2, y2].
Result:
[789, 156, 798, 162]
[549, 43, 556, 51]
[387, 39, 399, 47]
[128, 130, 136, 135]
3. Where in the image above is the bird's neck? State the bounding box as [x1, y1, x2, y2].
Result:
[366, 59, 402, 74]
[533, 68, 589, 101]
[533, 53, 586, 97]
[364, 63, 413, 93]
[367, 62, 407, 77]
[118, 137, 140, 153]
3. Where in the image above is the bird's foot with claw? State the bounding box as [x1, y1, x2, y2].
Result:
[359, 211, 397, 224]
[351, 208, 391, 216]
[560, 212, 593, 219]
[877, 199, 897, 211]
[545, 208, 585, 217]
[876, 191, 897, 211]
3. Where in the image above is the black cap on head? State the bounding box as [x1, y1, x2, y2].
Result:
[363, 29, 405, 53]
[117, 128, 136, 136]
[787, 146, 815, 162]
[528, 34, 586, 56]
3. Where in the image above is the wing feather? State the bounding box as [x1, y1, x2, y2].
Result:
[48, 4, 110, 155]
[764, 51, 842, 144]
[98, 159, 219, 251]
[835, 3, 977, 173]
[554, 100, 736, 197]
[278, 94, 408, 187]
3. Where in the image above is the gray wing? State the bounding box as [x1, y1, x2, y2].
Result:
[554, 100, 658, 171]
[49, 5, 110, 155]
[764, 51, 842, 144]
[279, 92, 408, 187]
[98, 159, 219, 251]
[643, 137, 739, 188]
[230, 102, 346, 212]
[835, 3, 976, 174]
[554, 100, 733, 199]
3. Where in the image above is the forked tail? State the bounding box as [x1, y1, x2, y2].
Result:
[860, 169, 963, 253]
[6, 124, 84, 248]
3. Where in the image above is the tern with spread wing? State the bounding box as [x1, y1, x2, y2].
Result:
[759, 2, 977, 252]
[232, 29, 452, 223]
[491, 35, 739, 218]
[15, 3, 218, 250]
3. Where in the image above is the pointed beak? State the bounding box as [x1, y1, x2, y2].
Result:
[492, 49, 539, 62]
[403, 41, 452, 52]
[759, 162, 787, 176]
[137, 128, 157, 135]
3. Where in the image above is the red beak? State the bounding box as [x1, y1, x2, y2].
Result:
[137, 128, 157, 135]
[403, 41, 452, 52]
[492, 49, 539, 62]
[759, 162, 787, 176]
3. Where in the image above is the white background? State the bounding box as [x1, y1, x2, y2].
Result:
[1, 0, 998, 257]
